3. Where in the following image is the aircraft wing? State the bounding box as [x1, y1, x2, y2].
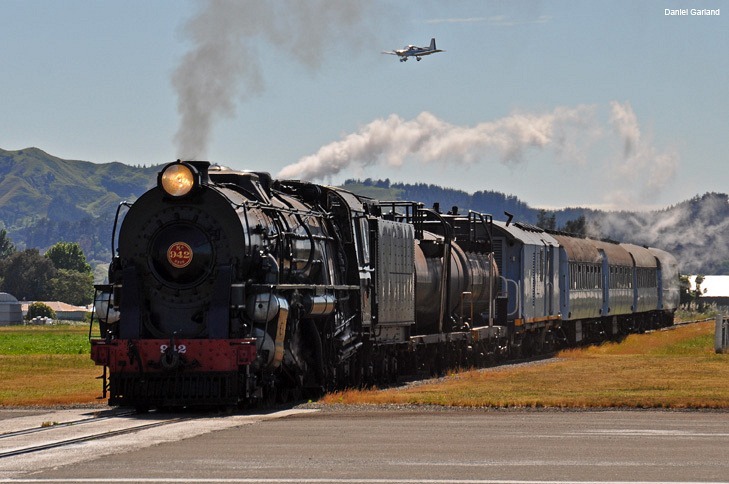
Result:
[381, 51, 399, 55]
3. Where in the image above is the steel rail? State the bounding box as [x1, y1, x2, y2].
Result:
[0, 417, 190, 459]
[0, 410, 136, 440]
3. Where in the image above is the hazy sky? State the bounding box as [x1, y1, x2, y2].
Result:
[1, 0, 726, 210]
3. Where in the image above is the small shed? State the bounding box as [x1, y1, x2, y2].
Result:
[0, 293, 23, 325]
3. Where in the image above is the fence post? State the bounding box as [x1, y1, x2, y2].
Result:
[716, 315, 729, 354]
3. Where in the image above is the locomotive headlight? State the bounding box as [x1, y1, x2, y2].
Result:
[159, 162, 198, 197]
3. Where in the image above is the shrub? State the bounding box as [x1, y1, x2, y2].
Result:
[27, 302, 56, 320]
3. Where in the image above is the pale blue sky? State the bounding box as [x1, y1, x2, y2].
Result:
[1, 0, 726, 210]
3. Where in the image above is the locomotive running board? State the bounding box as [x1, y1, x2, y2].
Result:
[410, 325, 508, 345]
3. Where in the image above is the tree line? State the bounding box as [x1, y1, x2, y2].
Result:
[0, 229, 93, 306]
[535, 209, 587, 235]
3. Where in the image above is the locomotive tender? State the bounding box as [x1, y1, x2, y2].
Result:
[90, 160, 679, 409]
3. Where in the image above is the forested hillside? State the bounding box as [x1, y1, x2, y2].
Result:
[1, 148, 727, 274]
[341, 179, 729, 275]
[0, 148, 159, 264]
[342, 179, 533, 222]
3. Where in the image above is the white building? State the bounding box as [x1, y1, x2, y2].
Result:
[0, 292, 23, 325]
[689, 275, 729, 310]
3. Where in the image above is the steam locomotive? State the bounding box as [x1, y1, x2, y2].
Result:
[90, 161, 679, 409]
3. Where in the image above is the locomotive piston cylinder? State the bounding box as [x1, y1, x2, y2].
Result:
[303, 294, 336, 317]
[252, 327, 276, 366]
[245, 292, 289, 368]
[246, 292, 282, 323]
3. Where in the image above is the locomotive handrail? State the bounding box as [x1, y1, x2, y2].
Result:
[546, 280, 554, 315]
[378, 200, 426, 238]
[89, 284, 113, 341]
[488, 252, 494, 326]
[219, 186, 335, 222]
[439, 238, 451, 333]
[460, 291, 474, 327]
[111, 201, 132, 257]
[249, 283, 360, 291]
[467, 210, 494, 249]
[418, 207, 455, 241]
[235, 199, 330, 218]
[499, 275, 521, 318]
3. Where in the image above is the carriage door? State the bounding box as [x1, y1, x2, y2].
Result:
[598, 249, 608, 316]
[545, 243, 555, 316]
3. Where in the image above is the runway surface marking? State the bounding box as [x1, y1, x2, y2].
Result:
[2, 479, 729, 484]
[569, 429, 729, 437]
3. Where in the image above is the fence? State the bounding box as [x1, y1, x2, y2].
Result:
[716, 315, 729, 354]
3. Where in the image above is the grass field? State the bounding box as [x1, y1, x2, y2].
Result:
[1, 318, 727, 408]
[0, 324, 102, 406]
[322, 321, 729, 409]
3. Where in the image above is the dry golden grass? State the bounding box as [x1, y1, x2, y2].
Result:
[323, 322, 729, 409]
[0, 324, 104, 406]
[1, 321, 725, 408]
[0, 355, 103, 406]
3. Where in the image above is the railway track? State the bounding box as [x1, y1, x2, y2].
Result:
[0, 410, 192, 459]
[0, 410, 136, 441]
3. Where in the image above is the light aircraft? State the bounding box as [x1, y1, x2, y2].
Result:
[382, 38, 444, 62]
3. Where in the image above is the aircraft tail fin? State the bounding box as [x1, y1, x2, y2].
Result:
[429, 38, 436, 50]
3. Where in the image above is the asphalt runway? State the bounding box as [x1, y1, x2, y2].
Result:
[2, 407, 729, 483]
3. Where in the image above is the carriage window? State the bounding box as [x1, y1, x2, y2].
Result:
[353, 217, 370, 267]
[626, 267, 631, 288]
[588, 265, 592, 288]
[578, 264, 583, 289]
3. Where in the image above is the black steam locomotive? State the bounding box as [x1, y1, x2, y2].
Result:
[91, 161, 678, 409]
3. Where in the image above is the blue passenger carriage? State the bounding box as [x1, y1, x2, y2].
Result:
[591, 239, 633, 335]
[648, 247, 680, 323]
[622, 243, 660, 318]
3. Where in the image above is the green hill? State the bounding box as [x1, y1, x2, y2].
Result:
[0, 147, 160, 263]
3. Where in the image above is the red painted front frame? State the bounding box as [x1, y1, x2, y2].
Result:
[90, 338, 257, 373]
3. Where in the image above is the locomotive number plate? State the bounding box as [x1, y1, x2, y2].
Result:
[160, 344, 187, 354]
[167, 242, 193, 268]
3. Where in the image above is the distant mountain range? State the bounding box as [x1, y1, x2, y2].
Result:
[1, 147, 727, 274]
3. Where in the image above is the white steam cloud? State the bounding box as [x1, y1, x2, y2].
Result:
[606, 101, 679, 206]
[591, 193, 729, 274]
[278, 101, 678, 208]
[278, 106, 597, 179]
[173, 0, 373, 160]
